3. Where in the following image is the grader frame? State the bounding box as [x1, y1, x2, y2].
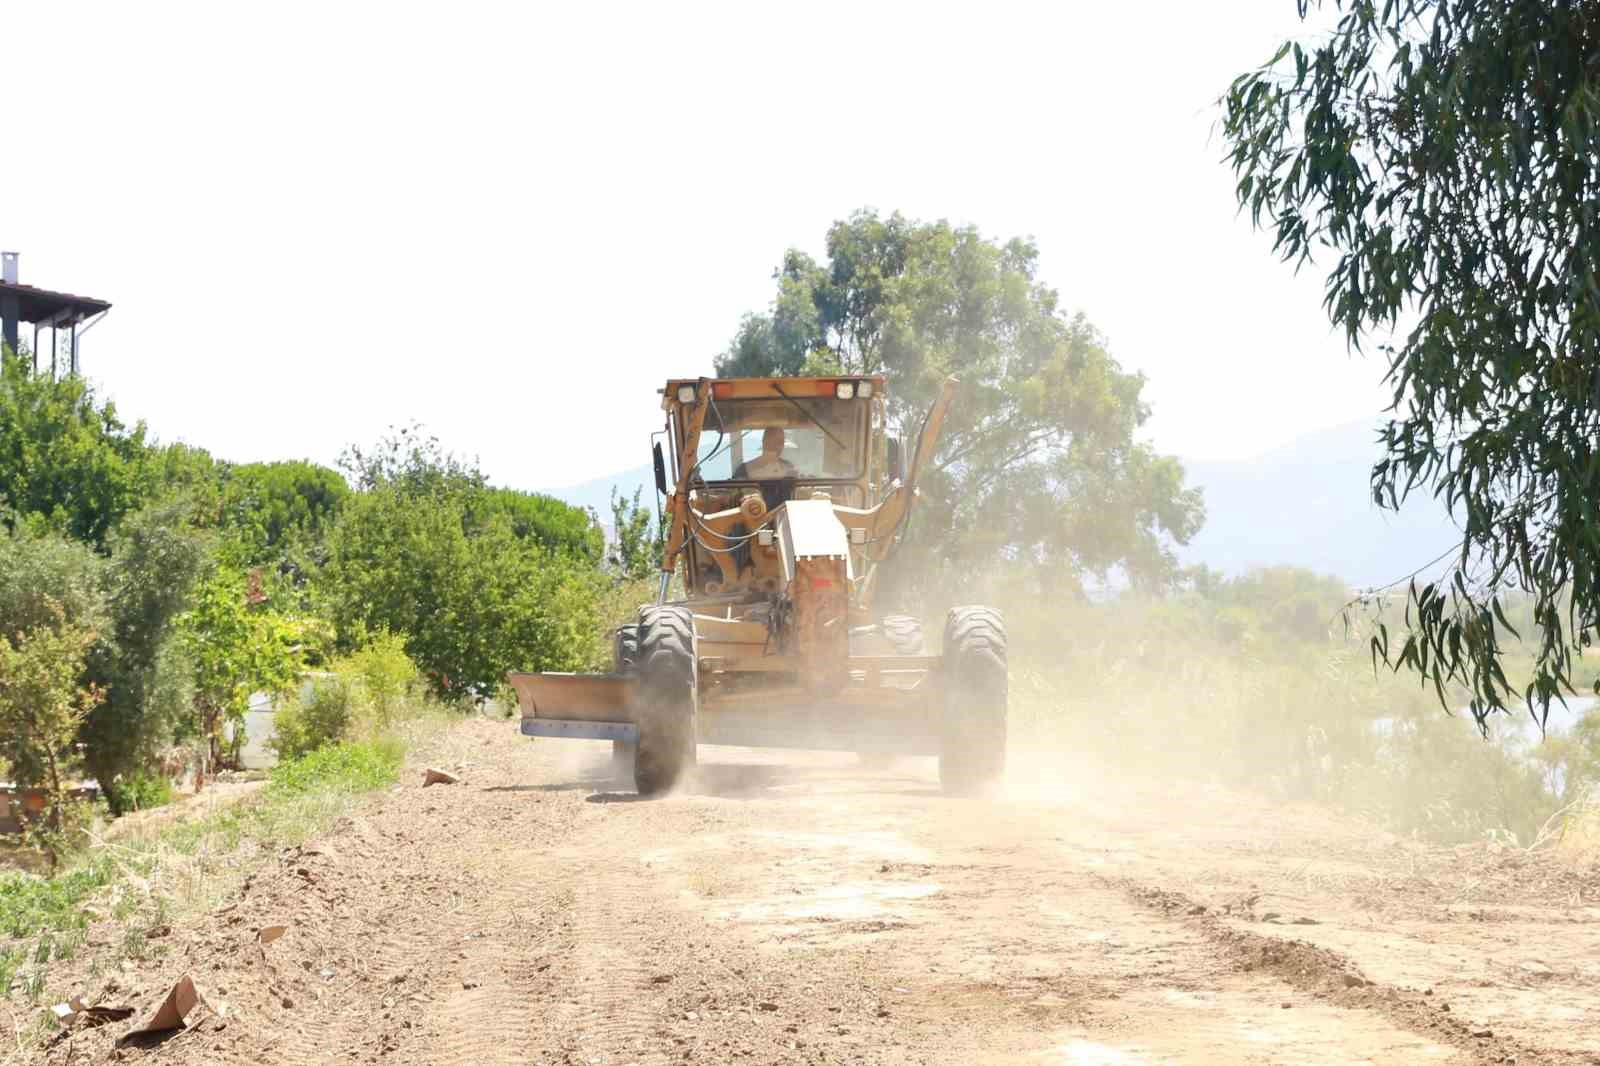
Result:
[508, 374, 1008, 795]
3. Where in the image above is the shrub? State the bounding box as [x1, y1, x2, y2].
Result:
[105, 770, 175, 813]
[270, 674, 363, 761]
[268, 737, 403, 797]
[343, 631, 419, 728]
[0, 609, 103, 869]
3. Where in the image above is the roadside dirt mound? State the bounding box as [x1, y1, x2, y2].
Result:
[31, 722, 1600, 1064]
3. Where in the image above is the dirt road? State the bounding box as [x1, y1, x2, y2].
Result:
[41, 719, 1600, 1065]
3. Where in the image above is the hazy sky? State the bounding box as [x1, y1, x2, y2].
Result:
[5, 2, 1388, 493]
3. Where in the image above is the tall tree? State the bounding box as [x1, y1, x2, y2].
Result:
[1222, 1, 1600, 726]
[717, 210, 1203, 601]
[0, 347, 152, 549]
[81, 497, 208, 802]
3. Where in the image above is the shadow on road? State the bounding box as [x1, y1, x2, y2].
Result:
[508, 754, 947, 803]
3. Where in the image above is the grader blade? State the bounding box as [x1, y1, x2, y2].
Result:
[506, 672, 637, 743]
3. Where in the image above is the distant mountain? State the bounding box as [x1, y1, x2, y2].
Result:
[547, 420, 1461, 588]
[545, 464, 653, 518]
[1180, 419, 1460, 586]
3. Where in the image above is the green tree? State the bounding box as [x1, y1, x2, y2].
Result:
[324, 432, 607, 697]
[475, 485, 603, 562]
[342, 424, 599, 559]
[1222, 2, 1600, 727]
[177, 565, 304, 780]
[0, 520, 107, 637]
[607, 486, 662, 580]
[716, 210, 1203, 601]
[0, 606, 102, 868]
[80, 497, 208, 803]
[0, 347, 153, 549]
[218, 460, 350, 567]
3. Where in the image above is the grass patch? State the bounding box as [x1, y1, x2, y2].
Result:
[270, 735, 403, 796]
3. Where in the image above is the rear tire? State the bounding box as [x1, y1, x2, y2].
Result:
[612, 624, 641, 769]
[613, 624, 640, 672]
[633, 606, 697, 796]
[858, 615, 926, 769]
[939, 607, 1007, 795]
[881, 614, 925, 655]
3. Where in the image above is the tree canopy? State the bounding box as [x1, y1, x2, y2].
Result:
[1223, 1, 1600, 727]
[324, 430, 608, 697]
[716, 209, 1203, 600]
[0, 348, 152, 549]
[218, 460, 350, 565]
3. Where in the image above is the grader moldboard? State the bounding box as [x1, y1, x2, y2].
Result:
[507, 375, 1007, 795]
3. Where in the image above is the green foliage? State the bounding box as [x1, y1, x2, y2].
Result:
[177, 566, 305, 773]
[475, 485, 604, 562]
[217, 460, 349, 568]
[270, 675, 361, 761]
[324, 431, 608, 697]
[266, 737, 404, 797]
[341, 427, 600, 560]
[343, 630, 420, 726]
[103, 770, 175, 814]
[715, 210, 1204, 601]
[0, 609, 102, 868]
[0, 523, 107, 638]
[1222, 2, 1600, 729]
[608, 486, 662, 580]
[0, 348, 154, 550]
[80, 497, 207, 803]
[270, 631, 427, 761]
[0, 860, 110, 940]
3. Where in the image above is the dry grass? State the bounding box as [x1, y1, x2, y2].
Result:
[1558, 785, 1600, 861]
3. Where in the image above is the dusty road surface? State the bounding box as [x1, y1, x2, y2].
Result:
[40, 718, 1600, 1065]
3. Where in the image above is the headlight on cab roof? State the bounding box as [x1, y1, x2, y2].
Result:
[835, 381, 855, 399]
[857, 381, 872, 398]
[677, 384, 697, 403]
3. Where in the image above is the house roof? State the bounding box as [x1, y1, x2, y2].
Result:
[0, 280, 112, 327]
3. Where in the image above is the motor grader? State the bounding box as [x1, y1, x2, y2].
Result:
[507, 374, 1007, 795]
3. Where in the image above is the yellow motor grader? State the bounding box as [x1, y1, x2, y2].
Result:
[507, 374, 1006, 795]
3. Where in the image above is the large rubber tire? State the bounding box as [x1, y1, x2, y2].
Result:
[633, 605, 697, 796]
[881, 614, 925, 655]
[611, 624, 642, 770]
[613, 624, 640, 672]
[858, 615, 926, 769]
[939, 606, 1007, 795]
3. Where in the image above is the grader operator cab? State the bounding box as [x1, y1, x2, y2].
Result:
[507, 375, 1007, 795]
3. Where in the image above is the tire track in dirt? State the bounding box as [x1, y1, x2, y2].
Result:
[522, 842, 677, 1065]
[644, 765, 1480, 1064]
[419, 848, 547, 1066]
[255, 801, 559, 1065]
[1118, 880, 1590, 1066]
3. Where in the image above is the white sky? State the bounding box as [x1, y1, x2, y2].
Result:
[4, 1, 1388, 493]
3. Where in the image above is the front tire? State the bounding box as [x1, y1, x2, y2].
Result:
[939, 607, 1007, 795]
[633, 606, 697, 796]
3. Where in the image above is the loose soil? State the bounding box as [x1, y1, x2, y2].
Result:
[29, 718, 1600, 1065]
